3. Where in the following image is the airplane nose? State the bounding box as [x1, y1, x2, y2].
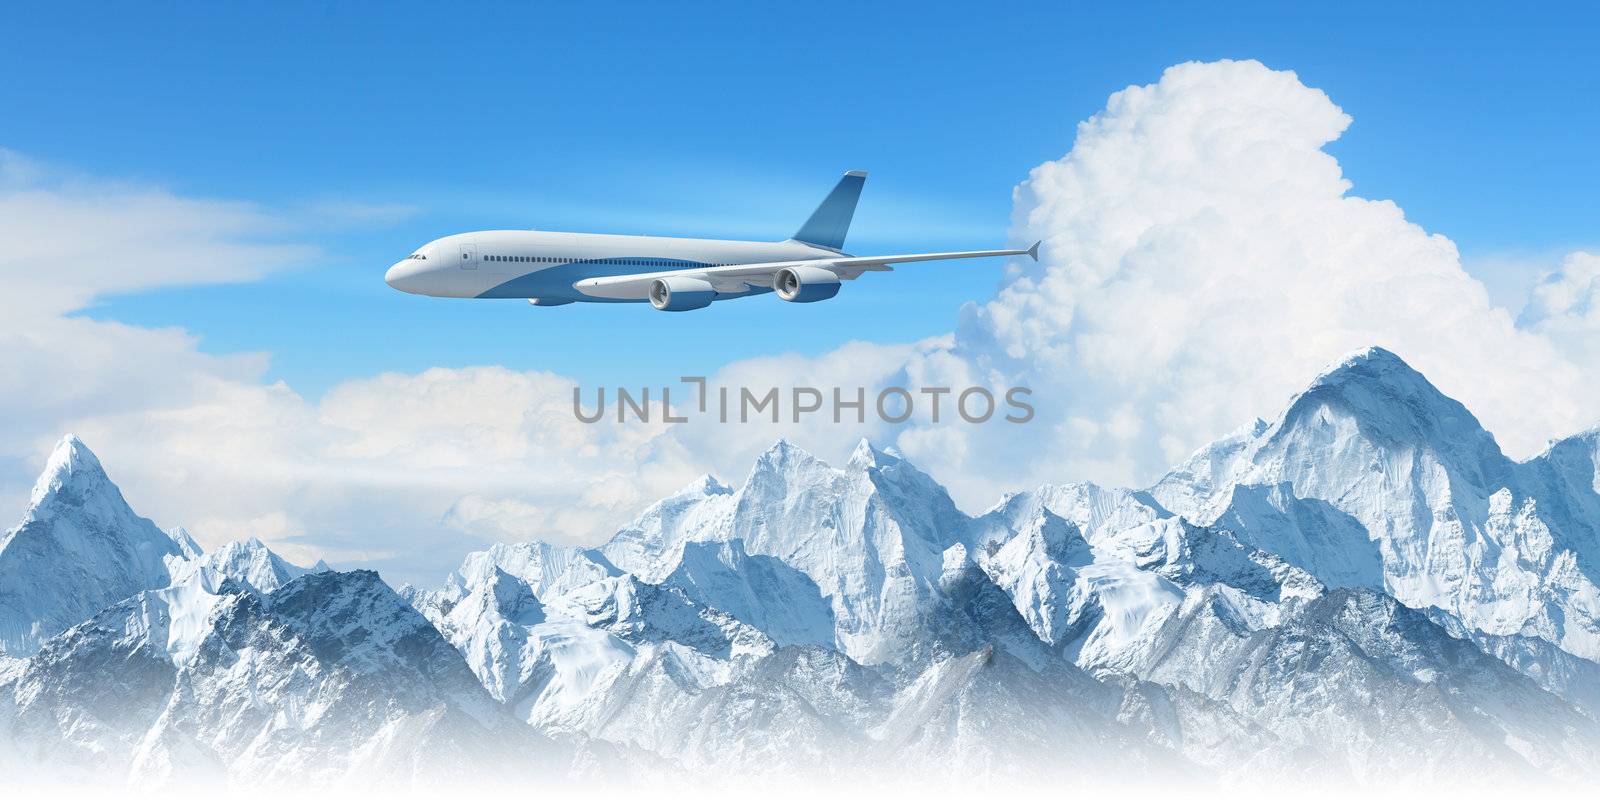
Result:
[385, 260, 420, 293]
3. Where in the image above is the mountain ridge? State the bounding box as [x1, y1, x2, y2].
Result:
[4, 346, 1600, 788]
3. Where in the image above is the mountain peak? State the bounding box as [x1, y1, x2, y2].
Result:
[1154, 347, 1514, 521]
[2, 435, 184, 656]
[28, 434, 111, 511]
[748, 439, 832, 480]
[1273, 346, 1505, 468]
[265, 569, 464, 677]
[759, 437, 814, 462]
[675, 473, 732, 498]
[1308, 346, 1427, 392]
[481, 566, 546, 626]
[179, 536, 312, 594]
[19, 435, 167, 539]
[215, 537, 266, 558]
[847, 438, 901, 470]
[50, 432, 96, 463]
[165, 526, 203, 559]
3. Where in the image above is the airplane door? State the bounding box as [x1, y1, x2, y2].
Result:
[460, 243, 478, 269]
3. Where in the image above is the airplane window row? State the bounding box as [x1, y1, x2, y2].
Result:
[483, 254, 734, 267]
[487, 255, 562, 263]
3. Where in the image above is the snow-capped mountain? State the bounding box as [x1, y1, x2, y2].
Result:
[1152, 347, 1600, 667]
[598, 439, 1007, 666]
[1, 568, 559, 788]
[405, 348, 1600, 784]
[4, 347, 1600, 789]
[0, 444, 569, 788]
[0, 435, 189, 657]
[170, 536, 329, 594]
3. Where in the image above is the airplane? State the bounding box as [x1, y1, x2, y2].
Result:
[383, 171, 1039, 311]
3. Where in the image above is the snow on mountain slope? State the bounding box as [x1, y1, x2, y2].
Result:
[601, 474, 736, 582]
[410, 541, 779, 732]
[411, 372, 1600, 782]
[0, 435, 191, 657]
[1156, 347, 1513, 518]
[0, 566, 562, 788]
[1124, 586, 1600, 782]
[553, 642, 860, 771]
[1210, 482, 1384, 590]
[870, 646, 1180, 782]
[7, 345, 1600, 788]
[660, 539, 836, 648]
[604, 439, 983, 666]
[165, 525, 203, 560]
[969, 478, 1322, 675]
[518, 440, 1003, 667]
[1152, 346, 1600, 663]
[966, 493, 1095, 646]
[1425, 607, 1600, 719]
[417, 566, 549, 703]
[170, 536, 324, 595]
[545, 573, 773, 661]
[445, 540, 620, 601]
[411, 440, 1160, 772]
[1522, 429, 1600, 540]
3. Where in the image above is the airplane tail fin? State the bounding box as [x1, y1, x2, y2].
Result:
[792, 170, 866, 251]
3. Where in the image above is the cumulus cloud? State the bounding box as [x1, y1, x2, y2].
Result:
[875, 59, 1600, 499]
[676, 60, 1600, 509]
[1521, 251, 1600, 367]
[5, 60, 1600, 586]
[679, 60, 1600, 508]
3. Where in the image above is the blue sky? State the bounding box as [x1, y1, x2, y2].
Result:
[6, 0, 1597, 397]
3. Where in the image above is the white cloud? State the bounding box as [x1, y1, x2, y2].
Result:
[880, 60, 1600, 500]
[51, 365, 712, 585]
[622, 60, 1600, 511]
[0, 149, 315, 320]
[0, 149, 312, 509]
[0, 153, 703, 584]
[1521, 251, 1600, 367]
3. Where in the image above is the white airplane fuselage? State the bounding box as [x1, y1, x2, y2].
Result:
[383, 171, 1036, 311]
[384, 230, 839, 305]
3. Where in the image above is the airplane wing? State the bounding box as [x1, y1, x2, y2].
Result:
[573, 241, 1040, 300]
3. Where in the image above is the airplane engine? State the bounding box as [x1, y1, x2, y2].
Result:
[649, 276, 716, 311]
[773, 266, 841, 303]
